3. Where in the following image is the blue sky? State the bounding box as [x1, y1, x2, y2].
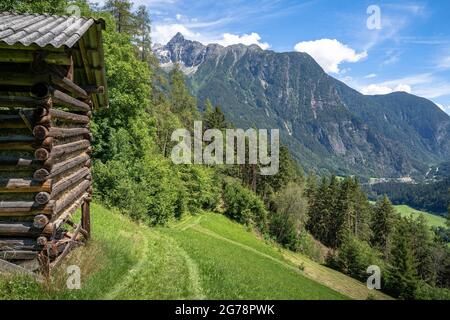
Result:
[96, 0, 450, 114]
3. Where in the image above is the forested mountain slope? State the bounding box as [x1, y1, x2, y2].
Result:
[154, 34, 450, 178]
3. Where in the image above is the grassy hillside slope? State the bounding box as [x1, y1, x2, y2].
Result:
[0, 204, 391, 300]
[394, 205, 447, 228]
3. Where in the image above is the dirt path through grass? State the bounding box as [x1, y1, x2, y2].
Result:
[103, 224, 204, 300]
[180, 217, 391, 300]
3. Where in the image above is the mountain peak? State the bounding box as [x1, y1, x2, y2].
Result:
[168, 32, 185, 44]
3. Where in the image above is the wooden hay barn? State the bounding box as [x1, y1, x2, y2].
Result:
[0, 12, 107, 273]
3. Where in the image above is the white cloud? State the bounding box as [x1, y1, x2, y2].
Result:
[152, 22, 270, 49]
[364, 73, 377, 79]
[382, 51, 401, 66]
[437, 56, 450, 70]
[216, 32, 270, 50]
[436, 103, 450, 115]
[152, 24, 201, 45]
[355, 73, 450, 101]
[361, 84, 411, 95]
[415, 83, 450, 99]
[394, 84, 413, 93]
[293, 39, 367, 74]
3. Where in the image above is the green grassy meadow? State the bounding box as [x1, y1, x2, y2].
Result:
[394, 205, 447, 229]
[0, 203, 392, 300]
[368, 201, 447, 229]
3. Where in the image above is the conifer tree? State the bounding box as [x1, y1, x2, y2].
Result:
[307, 177, 330, 245]
[104, 0, 135, 34]
[203, 99, 227, 130]
[409, 215, 435, 283]
[134, 5, 153, 62]
[169, 64, 198, 127]
[371, 195, 396, 257]
[386, 219, 419, 300]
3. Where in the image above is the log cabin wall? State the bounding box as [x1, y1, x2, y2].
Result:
[0, 12, 107, 272]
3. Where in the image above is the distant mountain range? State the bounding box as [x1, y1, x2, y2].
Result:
[153, 33, 450, 178]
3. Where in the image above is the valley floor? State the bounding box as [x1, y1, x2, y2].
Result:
[0, 204, 392, 300]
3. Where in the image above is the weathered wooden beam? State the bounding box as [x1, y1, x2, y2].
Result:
[78, 38, 94, 83]
[81, 200, 91, 238]
[0, 72, 49, 86]
[0, 251, 37, 260]
[0, 114, 28, 129]
[0, 258, 37, 276]
[0, 238, 43, 251]
[54, 180, 90, 215]
[82, 85, 104, 94]
[0, 157, 42, 170]
[0, 201, 54, 216]
[51, 88, 91, 112]
[66, 219, 89, 240]
[0, 222, 41, 237]
[0, 50, 71, 65]
[30, 83, 90, 112]
[0, 108, 48, 129]
[51, 223, 81, 269]
[0, 96, 51, 108]
[51, 193, 88, 231]
[50, 139, 91, 160]
[49, 127, 90, 139]
[0, 135, 37, 151]
[51, 167, 89, 198]
[50, 70, 89, 99]
[41, 153, 90, 179]
[0, 178, 51, 193]
[48, 109, 90, 124]
[33, 126, 90, 140]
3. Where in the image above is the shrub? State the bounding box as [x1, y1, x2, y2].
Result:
[178, 165, 221, 215]
[269, 182, 308, 251]
[414, 281, 450, 300]
[329, 233, 383, 282]
[222, 179, 268, 232]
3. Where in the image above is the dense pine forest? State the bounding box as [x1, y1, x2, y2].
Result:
[366, 178, 450, 215]
[1, 0, 449, 300]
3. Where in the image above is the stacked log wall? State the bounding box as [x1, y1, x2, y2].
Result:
[0, 57, 93, 270]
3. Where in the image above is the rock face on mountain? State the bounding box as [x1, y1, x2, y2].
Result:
[154, 33, 450, 177]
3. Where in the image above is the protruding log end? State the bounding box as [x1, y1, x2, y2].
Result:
[41, 137, 53, 150]
[30, 83, 50, 99]
[33, 125, 49, 140]
[37, 115, 52, 126]
[84, 132, 94, 141]
[36, 236, 48, 246]
[43, 157, 55, 169]
[33, 168, 50, 181]
[35, 192, 51, 205]
[33, 214, 49, 229]
[35, 148, 50, 161]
